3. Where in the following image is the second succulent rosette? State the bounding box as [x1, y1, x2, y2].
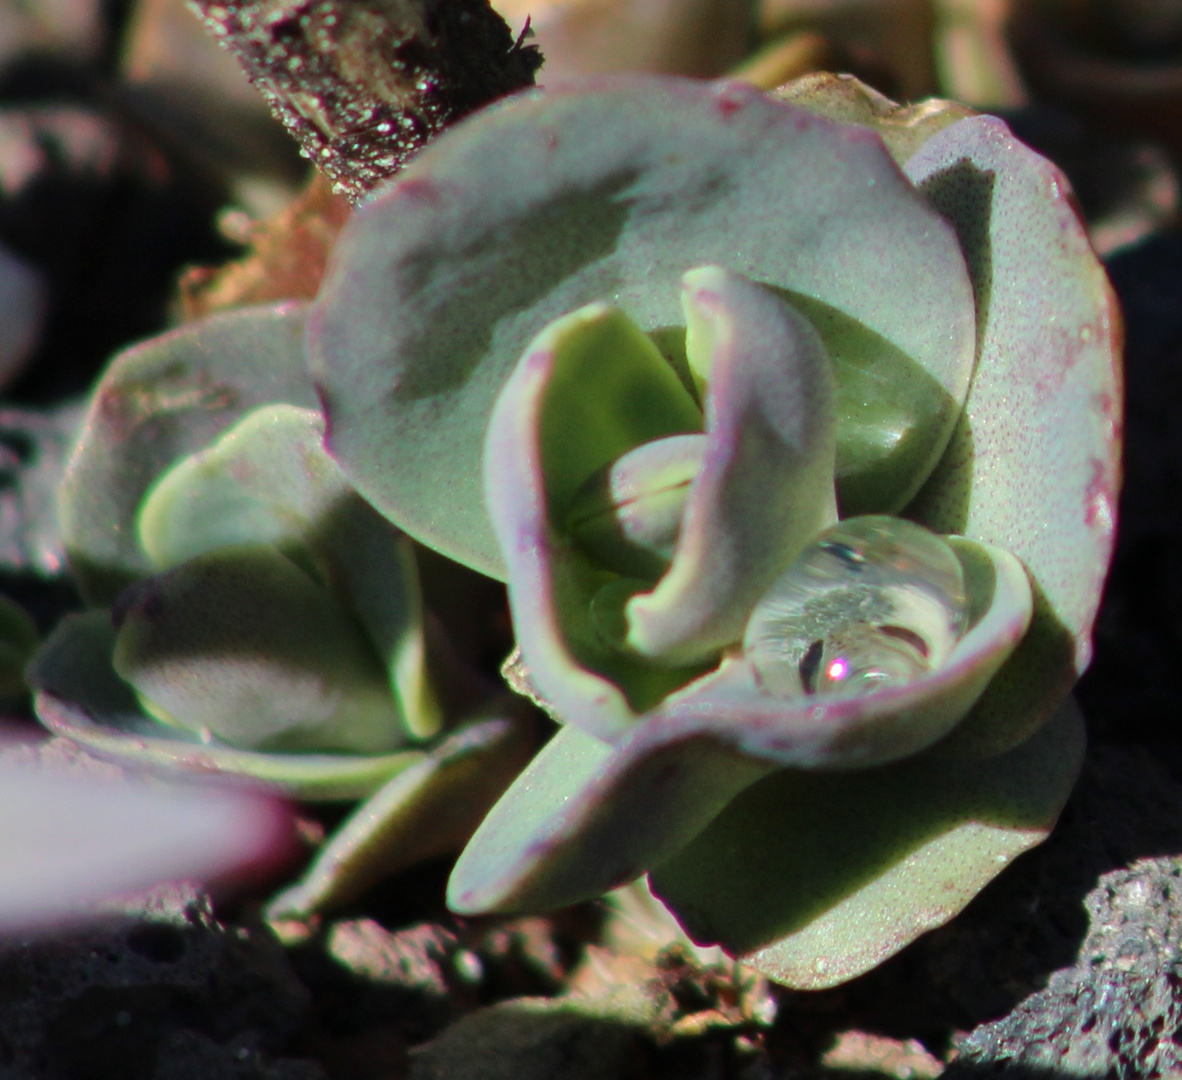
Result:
[27, 304, 534, 917]
[308, 74, 1120, 986]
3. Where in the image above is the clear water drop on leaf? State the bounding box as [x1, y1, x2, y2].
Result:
[743, 516, 968, 699]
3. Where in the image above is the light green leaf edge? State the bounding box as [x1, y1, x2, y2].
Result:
[624, 266, 839, 664]
[137, 403, 342, 570]
[137, 402, 441, 741]
[60, 303, 316, 605]
[110, 545, 407, 755]
[484, 304, 705, 741]
[28, 612, 424, 801]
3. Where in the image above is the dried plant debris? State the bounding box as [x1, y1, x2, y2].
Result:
[188, 0, 542, 203]
[180, 171, 351, 318]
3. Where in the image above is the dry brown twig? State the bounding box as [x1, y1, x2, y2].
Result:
[188, 0, 542, 203]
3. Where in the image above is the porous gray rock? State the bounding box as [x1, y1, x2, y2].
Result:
[948, 858, 1182, 1078]
[938, 745, 1182, 1078]
[0, 881, 318, 1080]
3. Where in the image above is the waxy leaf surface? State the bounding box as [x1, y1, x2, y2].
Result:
[450, 536, 1033, 913]
[901, 114, 1122, 753]
[310, 76, 975, 577]
[60, 304, 314, 604]
[29, 613, 425, 800]
[649, 696, 1085, 988]
[137, 403, 438, 739]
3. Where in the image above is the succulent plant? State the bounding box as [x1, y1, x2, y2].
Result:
[26, 303, 534, 917]
[308, 73, 1121, 987]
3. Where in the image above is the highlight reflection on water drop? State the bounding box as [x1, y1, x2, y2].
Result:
[743, 516, 968, 699]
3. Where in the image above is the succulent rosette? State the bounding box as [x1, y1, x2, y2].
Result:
[307, 74, 1121, 986]
[26, 304, 533, 916]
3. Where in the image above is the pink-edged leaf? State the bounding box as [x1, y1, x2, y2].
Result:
[904, 114, 1122, 753]
[310, 76, 975, 578]
[624, 266, 837, 664]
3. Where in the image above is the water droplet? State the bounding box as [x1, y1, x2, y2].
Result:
[743, 516, 968, 699]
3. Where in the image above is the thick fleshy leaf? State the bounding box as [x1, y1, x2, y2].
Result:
[265, 706, 536, 918]
[652, 535, 1032, 767]
[779, 290, 966, 517]
[902, 114, 1122, 753]
[310, 75, 975, 578]
[485, 305, 707, 741]
[449, 534, 1032, 914]
[28, 613, 425, 800]
[60, 303, 315, 604]
[624, 266, 838, 664]
[648, 696, 1085, 989]
[567, 434, 706, 579]
[137, 403, 440, 739]
[111, 546, 404, 754]
[0, 755, 294, 932]
[536, 306, 703, 520]
[137, 403, 343, 569]
[447, 722, 776, 914]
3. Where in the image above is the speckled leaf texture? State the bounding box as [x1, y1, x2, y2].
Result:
[448, 534, 1034, 915]
[311, 74, 1119, 986]
[60, 304, 316, 604]
[308, 76, 976, 579]
[901, 113, 1121, 755]
[649, 697, 1085, 988]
